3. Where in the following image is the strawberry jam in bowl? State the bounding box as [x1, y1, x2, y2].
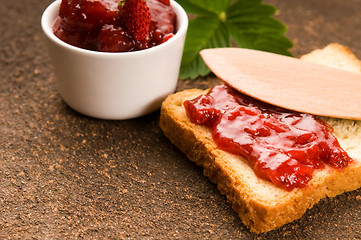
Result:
[53, 0, 177, 52]
[41, 0, 188, 119]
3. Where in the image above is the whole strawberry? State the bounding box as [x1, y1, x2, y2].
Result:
[119, 0, 151, 41]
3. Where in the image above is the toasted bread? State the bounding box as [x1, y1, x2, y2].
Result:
[160, 43, 361, 233]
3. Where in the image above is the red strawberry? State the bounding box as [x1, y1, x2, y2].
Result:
[160, 33, 174, 44]
[59, 0, 120, 31]
[119, 0, 151, 41]
[157, 0, 170, 6]
[97, 24, 134, 52]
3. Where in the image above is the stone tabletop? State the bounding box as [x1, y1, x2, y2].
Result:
[1, 0, 361, 239]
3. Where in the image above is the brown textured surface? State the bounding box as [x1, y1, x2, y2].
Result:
[1, 0, 361, 239]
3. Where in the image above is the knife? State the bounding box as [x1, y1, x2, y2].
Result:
[200, 48, 361, 120]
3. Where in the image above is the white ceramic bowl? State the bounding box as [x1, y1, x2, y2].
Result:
[41, 0, 188, 120]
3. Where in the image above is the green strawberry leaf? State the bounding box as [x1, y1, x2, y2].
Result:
[177, 0, 231, 15]
[179, 17, 230, 79]
[176, 0, 293, 79]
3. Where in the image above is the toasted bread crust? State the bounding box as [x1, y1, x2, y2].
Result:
[301, 43, 361, 73]
[160, 44, 361, 233]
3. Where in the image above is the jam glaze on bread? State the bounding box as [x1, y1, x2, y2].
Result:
[160, 43, 361, 233]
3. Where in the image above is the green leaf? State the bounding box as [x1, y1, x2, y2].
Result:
[180, 17, 230, 79]
[227, 2, 293, 56]
[176, 0, 231, 15]
[227, 0, 275, 16]
[176, 0, 293, 79]
[228, 24, 293, 56]
[174, 1, 214, 16]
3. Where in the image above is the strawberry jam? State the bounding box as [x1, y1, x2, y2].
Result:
[53, 0, 176, 52]
[184, 85, 352, 191]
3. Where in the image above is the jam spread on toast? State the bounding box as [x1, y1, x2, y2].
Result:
[53, 0, 176, 52]
[184, 85, 351, 191]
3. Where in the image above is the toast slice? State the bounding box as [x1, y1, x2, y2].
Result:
[160, 43, 361, 233]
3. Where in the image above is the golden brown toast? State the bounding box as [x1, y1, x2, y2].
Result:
[160, 43, 361, 233]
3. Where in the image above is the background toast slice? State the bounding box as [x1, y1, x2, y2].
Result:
[160, 43, 361, 233]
